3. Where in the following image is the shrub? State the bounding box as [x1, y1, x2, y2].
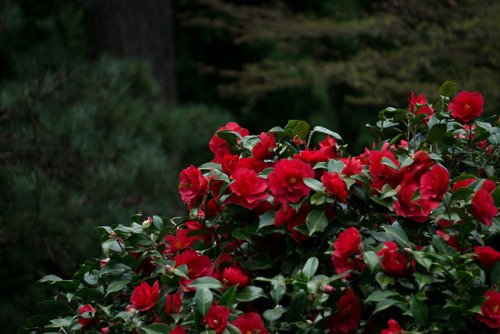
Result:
[21, 82, 500, 333]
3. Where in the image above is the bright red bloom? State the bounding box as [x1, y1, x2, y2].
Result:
[209, 122, 249, 162]
[398, 151, 433, 179]
[322, 171, 348, 203]
[267, 158, 314, 204]
[367, 144, 400, 191]
[174, 249, 214, 289]
[130, 281, 160, 311]
[380, 319, 405, 334]
[319, 135, 339, 159]
[275, 204, 296, 226]
[333, 227, 363, 258]
[221, 154, 240, 176]
[204, 304, 230, 333]
[234, 157, 270, 174]
[293, 148, 333, 165]
[483, 179, 497, 193]
[332, 255, 364, 277]
[169, 326, 186, 334]
[164, 228, 197, 255]
[326, 288, 361, 334]
[377, 241, 413, 276]
[227, 168, 268, 209]
[221, 266, 249, 288]
[185, 221, 213, 247]
[78, 304, 98, 329]
[179, 165, 208, 207]
[420, 164, 449, 202]
[230, 312, 268, 334]
[394, 175, 439, 223]
[165, 291, 182, 315]
[474, 246, 500, 270]
[252, 132, 276, 160]
[452, 178, 476, 193]
[471, 188, 498, 226]
[408, 91, 434, 125]
[340, 156, 363, 177]
[448, 91, 484, 123]
[476, 290, 500, 329]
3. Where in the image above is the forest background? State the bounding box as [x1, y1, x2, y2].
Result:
[1, 0, 500, 332]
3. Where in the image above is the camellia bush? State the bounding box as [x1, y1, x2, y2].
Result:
[21, 82, 500, 333]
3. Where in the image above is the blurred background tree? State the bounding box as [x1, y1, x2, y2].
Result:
[1, 0, 500, 332]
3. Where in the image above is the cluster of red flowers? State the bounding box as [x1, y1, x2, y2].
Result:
[68, 88, 500, 334]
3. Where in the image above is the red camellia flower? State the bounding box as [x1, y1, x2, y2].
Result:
[321, 171, 348, 203]
[130, 281, 160, 311]
[452, 178, 476, 193]
[367, 143, 400, 191]
[169, 326, 186, 334]
[420, 165, 449, 202]
[340, 156, 363, 177]
[165, 291, 182, 315]
[174, 249, 214, 289]
[252, 132, 276, 160]
[221, 266, 249, 288]
[227, 168, 269, 209]
[333, 227, 363, 258]
[332, 255, 364, 277]
[164, 228, 197, 255]
[448, 91, 484, 124]
[78, 304, 98, 329]
[394, 175, 439, 223]
[267, 158, 314, 204]
[230, 312, 268, 334]
[209, 122, 249, 162]
[179, 165, 208, 207]
[377, 241, 412, 276]
[409, 91, 434, 125]
[380, 319, 405, 334]
[476, 290, 500, 329]
[471, 188, 498, 226]
[326, 288, 361, 334]
[204, 304, 230, 333]
[474, 246, 500, 270]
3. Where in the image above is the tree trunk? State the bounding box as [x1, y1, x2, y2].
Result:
[86, 0, 178, 107]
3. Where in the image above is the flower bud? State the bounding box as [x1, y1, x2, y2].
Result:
[321, 285, 337, 294]
[109, 231, 117, 239]
[142, 219, 151, 228]
[164, 264, 172, 274]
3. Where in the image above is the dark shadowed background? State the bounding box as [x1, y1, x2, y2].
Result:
[1, 0, 500, 331]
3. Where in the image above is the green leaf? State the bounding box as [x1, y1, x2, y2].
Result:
[216, 130, 242, 146]
[306, 210, 328, 236]
[382, 223, 410, 247]
[106, 279, 130, 296]
[263, 306, 287, 321]
[270, 274, 287, 304]
[303, 177, 324, 192]
[313, 126, 342, 140]
[381, 157, 398, 170]
[366, 290, 399, 302]
[218, 285, 237, 309]
[196, 287, 213, 316]
[327, 159, 345, 175]
[310, 192, 326, 205]
[142, 324, 174, 334]
[375, 272, 395, 290]
[287, 289, 306, 322]
[411, 294, 429, 326]
[236, 286, 267, 302]
[292, 120, 310, 140]
[258, 211, 276, 230]
[429, 124, 447, 144]
[465, 296, 488, 314]
[302, 257, 319, 281]
[225, 324, 243, 334]
[38, 275, 62, 283]
[380, 184, 397, 199]
[243, 253, 274, 270]
[189, 277, 224, 290]
[439, 81, 456, 97]
[27, 315, 50, 328]
[373, 298, 403, 313]
[199, 162, 222, 170]
[363, 251, 380, 271]
[152, 215, 163, 230]
[413, 252, 433, 272]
